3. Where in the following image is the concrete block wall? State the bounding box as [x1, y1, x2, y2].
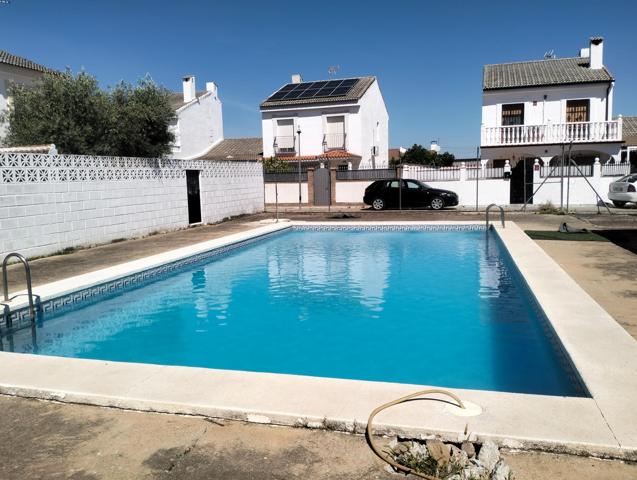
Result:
[200, 162, 265, 222]
[0, 154, 264, 259]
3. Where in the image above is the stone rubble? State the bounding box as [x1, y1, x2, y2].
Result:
[385, 437, 513, 480]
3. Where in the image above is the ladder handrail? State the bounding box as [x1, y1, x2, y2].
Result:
[485, 204, 505, 229]
[2, 253, 36, 322]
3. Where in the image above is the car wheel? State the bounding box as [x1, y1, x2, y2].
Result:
[372, 198, 385, 210]
[430, 197, 445, 210]
[612, 201, 627, 208]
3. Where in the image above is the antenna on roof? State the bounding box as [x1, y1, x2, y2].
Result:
[544, 50, 555, 59]
[327, 65, 340, 77]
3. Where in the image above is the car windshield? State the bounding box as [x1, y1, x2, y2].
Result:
[618, 174, 637, 183]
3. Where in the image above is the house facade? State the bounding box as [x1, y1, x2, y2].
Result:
[169, 75, 224, 159]
[260, 75, 388, 169]
[0, 50, 55, 140]
[480, 37, 626, 202]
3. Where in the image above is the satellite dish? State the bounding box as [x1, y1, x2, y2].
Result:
[328, 65, 340, 77]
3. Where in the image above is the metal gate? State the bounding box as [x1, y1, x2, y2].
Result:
[313, 167, 330, 206]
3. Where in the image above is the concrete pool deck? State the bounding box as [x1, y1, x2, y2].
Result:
[4, 394, 636, 480]
[1, 219, 637, 463]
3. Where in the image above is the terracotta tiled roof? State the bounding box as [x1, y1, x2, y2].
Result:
[0, 50, 56, 74]
[260, 77, 376, 109]
[483, 57, 613, 90]
[278, 150, 361, 161]
[197, 138, 263, 161]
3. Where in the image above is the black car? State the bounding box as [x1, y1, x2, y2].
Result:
[363, 179, 459, 210]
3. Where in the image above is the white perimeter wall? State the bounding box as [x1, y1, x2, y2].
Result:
[264, 182, 308, 204]
[534, 174, 619, 205]
[265, 167, 626, 206]
[0, 154, 263, 258]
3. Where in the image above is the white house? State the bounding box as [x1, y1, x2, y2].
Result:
[169, 75, 223, 159]
[481, 37, 623, 170]
[0, 50, 55, 140]
[260, 75, 388, 169]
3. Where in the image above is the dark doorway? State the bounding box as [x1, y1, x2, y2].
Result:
[186, 170, 202, 224]
[509, 158, 534, 204]
[313, 167, 330, 206]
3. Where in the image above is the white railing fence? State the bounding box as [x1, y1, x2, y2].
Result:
[601, 163, 631, 177]
[540, 164, 593, 178]
[481, 119, 622, 146]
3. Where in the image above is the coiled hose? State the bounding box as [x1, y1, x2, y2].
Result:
[365, 389, 466, 479]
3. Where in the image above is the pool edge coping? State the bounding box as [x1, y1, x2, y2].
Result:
[0, 220, 636, 460]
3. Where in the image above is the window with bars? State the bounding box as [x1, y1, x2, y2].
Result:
[501, 104, 524, 126]
[566, 100, 590, 123]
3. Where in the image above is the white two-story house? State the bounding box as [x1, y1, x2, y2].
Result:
[260, 75, 388, 169]
[169, 75, 224, 159]
[481, 37, 623, 179]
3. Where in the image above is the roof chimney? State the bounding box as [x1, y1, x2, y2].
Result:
[182, 75, 196, 103]
[206, 81, 218, 96]
[589, 37, 604, 69]
[291, 74, 303, 84]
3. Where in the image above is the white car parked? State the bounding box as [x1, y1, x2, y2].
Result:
[608, 173, 637, 207]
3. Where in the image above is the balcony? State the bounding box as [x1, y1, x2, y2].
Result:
[481, 119, 622, 147]
[323, 133, 346, 152]
[273, 135, 296, 156]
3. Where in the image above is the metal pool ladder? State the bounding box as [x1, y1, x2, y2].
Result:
[2, 252, 36, 326]
[485, 204, 505, 230]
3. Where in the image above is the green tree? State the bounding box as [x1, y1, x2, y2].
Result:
[104, 77, 175, 157]
[263, 156, 293, 173]
[2, 72, 109, 154]
[2, 71, 174, 157]
[399, 144, 455, 167]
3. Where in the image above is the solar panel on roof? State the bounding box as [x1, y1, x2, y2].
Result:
[297, 89, 320, 99]
[265, 78, 360, 102]
[267, 91, 288, 100]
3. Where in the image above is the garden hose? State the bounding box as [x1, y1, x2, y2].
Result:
[365, 389, 466, 479]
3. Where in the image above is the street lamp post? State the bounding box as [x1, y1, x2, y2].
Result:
[297, 125, 302, 209]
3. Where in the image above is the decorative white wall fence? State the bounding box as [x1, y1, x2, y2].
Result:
[0, 153, 264, 259]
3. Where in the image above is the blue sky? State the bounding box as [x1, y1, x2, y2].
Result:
[1, 0, 636, 157]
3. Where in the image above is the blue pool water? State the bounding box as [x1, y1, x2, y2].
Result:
[7, 228, 586, 396]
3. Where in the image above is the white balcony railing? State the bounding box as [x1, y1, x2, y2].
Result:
[481, 119, 623, 147]
[273, 135, 296, 155]
[323, 133, 346, 151]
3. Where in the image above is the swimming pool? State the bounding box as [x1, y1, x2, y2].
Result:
[3, 225, 585, 397]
